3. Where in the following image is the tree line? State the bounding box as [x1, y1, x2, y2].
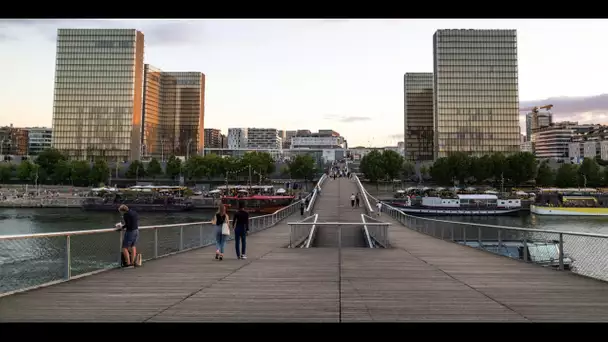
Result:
[359, 150, 608, 188]
[0, 149, 319, 187]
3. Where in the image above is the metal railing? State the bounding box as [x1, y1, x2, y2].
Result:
[306, 174, 327, 213]
[380, 202, 608, 283]
[0, 198, 306, 297]
[361, 214, 390, 248]
[288, 214, 318, 248]
[353, 174, 374, 215]
[304, 214, 319, 248]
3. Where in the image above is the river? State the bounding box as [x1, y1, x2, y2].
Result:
[0, 208, 218, 236]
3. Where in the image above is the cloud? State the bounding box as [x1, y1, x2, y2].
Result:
[0, 19, 203, 46]
[324, 115, 371, 123]
[520, 94, 608, 126]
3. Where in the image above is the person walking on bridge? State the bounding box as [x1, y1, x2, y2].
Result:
[355, 192, 360, 207]
[232, 202, 249, 260]
[350, 193, 356, 208]
[117, 205, 139, 267]
[212, 204, 230, 260]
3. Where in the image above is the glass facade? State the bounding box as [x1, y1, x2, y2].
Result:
[433, 29, 520, 158]
[404, 73, 434, 162]
[51, 29, 145, 162]
[142, 68, 205, 159]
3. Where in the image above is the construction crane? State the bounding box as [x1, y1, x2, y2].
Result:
[519, 104, 554, 113]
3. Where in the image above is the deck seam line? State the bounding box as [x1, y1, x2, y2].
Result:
[390, 234, 530, 321]
[142, 243, 279, 322]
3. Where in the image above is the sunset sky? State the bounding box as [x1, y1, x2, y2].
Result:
[1, 19, 608, 147]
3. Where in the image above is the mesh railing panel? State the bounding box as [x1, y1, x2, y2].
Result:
[70, 231, 121, 276]
[383, 203, 608, 282]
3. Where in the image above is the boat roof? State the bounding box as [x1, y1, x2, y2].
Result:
[457, 194, 498, 200]
[563, 196, 597, 201]
[538, 187, 598, 192]
[222, 195, 294, 199]
[216, 185, 274, 190]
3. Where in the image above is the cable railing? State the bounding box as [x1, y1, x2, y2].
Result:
[0, 197, 306, 297]
[306, 174, 327, 213]
[380, 202, 608, 283]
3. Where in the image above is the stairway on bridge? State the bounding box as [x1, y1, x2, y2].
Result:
[308, 176, 368, 248]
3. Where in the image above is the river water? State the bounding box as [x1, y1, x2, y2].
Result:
[0, 208, 218, 236]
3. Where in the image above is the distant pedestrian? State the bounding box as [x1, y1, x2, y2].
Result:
[376, 201, 382, 217]
[117, 205, 140, 267]
[212, 204, 230, 260]
[355, 193, 360, 207]
[300, 200, 305, 216]
[350, 193, 355, 208]
[232, 202, 249, 260]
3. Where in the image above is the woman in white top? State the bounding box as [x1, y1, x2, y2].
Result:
[350, 193, 355, 208]
[376, 201, 382, 216]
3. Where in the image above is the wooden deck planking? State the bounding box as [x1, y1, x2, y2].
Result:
[314, 177, 365, 222]
[376, 212, 608, 321]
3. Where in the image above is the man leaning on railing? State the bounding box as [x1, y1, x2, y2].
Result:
[115, 204, 140, 267]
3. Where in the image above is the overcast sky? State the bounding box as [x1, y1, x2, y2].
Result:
[1, 19, 608, 147]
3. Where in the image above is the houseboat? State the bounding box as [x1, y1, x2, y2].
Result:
[82, 186, 194, 212]
[217, 185, 296, 214]
[388, 194, 521, 216]
[530, 188, 608, 216]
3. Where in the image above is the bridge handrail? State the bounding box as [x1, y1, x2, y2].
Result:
[289, 214, 317, 248]
[0, 195, 308, 241]
[306, 174, 327, 213]
[361, 214, 390, 248]
[304, 214, 319, 248]
[380, 201, 608, 282]
[0, 197, 307, 297]
[353, 174, 374, 215]
[360, 214, 375, 248]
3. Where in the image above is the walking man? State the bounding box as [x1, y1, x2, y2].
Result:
[355, 192, 360, 207]
[376, 201, 383, 217]
[300, 200, 305, 216]
[117, 204, 139, 267]
[233, 202, 249, 259]
[350, 193, 356, 208]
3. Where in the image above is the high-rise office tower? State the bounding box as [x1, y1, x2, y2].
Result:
[142, 65, 206, 159]
[51, 29, 145, 162]
[404, 73, 434, 162]
[433, 29, 520, 158]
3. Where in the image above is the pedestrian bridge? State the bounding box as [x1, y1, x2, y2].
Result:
[2, 174, 608, 322]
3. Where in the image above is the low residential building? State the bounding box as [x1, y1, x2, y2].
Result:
[568, 126, 608, 162]
[290, 130, 346, 149]
[284, 130, 297, 149]
[0, 125, 29, 156]
[247, 128, 282, 149]
[204, 128, 222, 148]
[227, 128, 248, 149]
[27, 127, 53, 155]
[534, 122, 599, 162]
[220, 134, 228, 148]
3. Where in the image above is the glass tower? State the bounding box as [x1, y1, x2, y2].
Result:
[51, 28, 145, 162]
[404, 73, 434, 162]
[433, 29, 520, 159]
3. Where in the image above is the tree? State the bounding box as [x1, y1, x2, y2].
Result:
[126, 160, 146, 179]
[146, 158, 163, 179]
[165, 155, 182, 180]
[360, 150, 386, 190]
[35, 148, 67, 178]
[241, 151, 275, 181]
[535, 160, 554, 187]
[51, 159, 72, 185]
[578, 158, 601, 187]
[183, 155, 208, 180]
[419, 165, 429, 180]
[89, 159, 110, 185]
[555, 163, 578, 188]
[402, 161, 415, 179]
[0, 164, 14, 183]
[489, 152, 507, 181]
[17, 160, 37, 182]
[506, 152, 537, 186]
[381, 150, 404, 181]
[446, 152, 470, 184]
[70, 160, 91, 186]
[287, 154, 317, 190]
[430, 158, 452, 185]
[468, 156, 491, 184]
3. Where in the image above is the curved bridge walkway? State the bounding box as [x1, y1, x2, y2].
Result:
[2, 177, 608, 322]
